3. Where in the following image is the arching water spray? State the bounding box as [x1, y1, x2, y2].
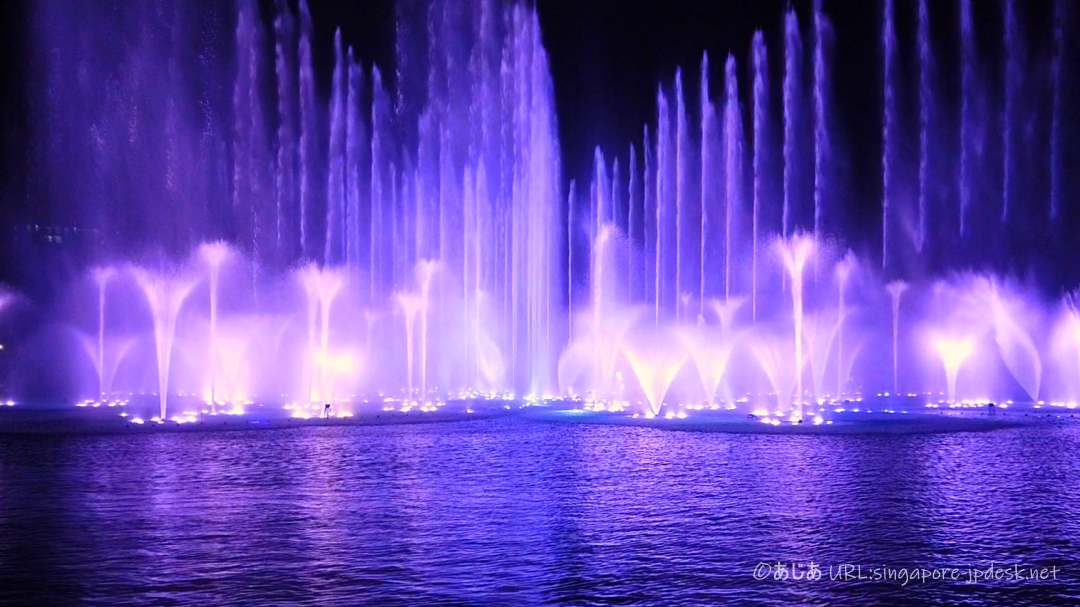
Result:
[933, 336, 973, 404]
[133, 269, 197, 420]
[623, 342, 687, 417]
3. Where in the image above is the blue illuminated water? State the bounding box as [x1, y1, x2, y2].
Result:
[2, 418, 1079, 605]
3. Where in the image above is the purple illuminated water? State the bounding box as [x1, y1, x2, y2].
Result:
[1, 419, 1078, 605]
[3, 0, 1078, 427]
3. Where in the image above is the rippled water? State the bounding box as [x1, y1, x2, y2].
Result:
[2, 418, 1080, 605]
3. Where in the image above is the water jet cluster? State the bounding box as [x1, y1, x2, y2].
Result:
[4, 0, 1078, 426]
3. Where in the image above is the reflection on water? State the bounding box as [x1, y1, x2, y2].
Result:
[2, 419, 1079, 605]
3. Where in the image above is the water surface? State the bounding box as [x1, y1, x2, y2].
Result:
[2, 418, 1078, 605]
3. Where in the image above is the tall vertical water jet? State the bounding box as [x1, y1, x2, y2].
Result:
[566, 179, 576, 342]
[812, 0, 831, 243]
[345, 51, 368, 274]
[700, 52, 715, 316]
[751, 32, 768, 321]
[881, 0, 897, 270]
[90, 267, 116, 399]
[656, 87, 670, 324]
[590, 226, 616, 395]
[886, 280, 908, 395]
[628, 144, 638, 302]
[959, 0, 974, 237]
[675, 70, 688, 319]
[233, 0, 271, 284]
[782, 10, 801, 239]
[414, 260, 438, 400]
[934, 336, 974, 404]
[612, 158, 623, 240]
[273, 0, 298, 261]
[723, 55, 743, 302]
[325, 29, 347, 264]
[916, 0, 931, 253]
[369, 67, 390, 297]
[644, 125, 655, 321]
[834, 252, 856, 395]
[1050, 0, 1064, 221]
[198, 242, 232, 409]
[133, 269, 196, 420]
[505, 5, 562, 394]
[1002, 0, 1019, 224]
[593, 148, 609, 241]
[297, 0, 318, 259]
[396, 292, 422, 398]
[777, 235, 815, 419]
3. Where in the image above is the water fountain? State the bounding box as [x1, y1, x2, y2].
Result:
[395, 260, 439, 401]
[623, 338, 687, 417]
[803, 312, 839, 400]
[133, 269, 197, 420]
[90, 267, 116, 399]
[751, 335, 798, 418]
[881, 0, 897, 270]
[959, 0, 975, 237]
[834, 252, 856, 395]
[886, 280, 908, 395]
[77, 333, 134, 404]
[777, 235, 815, 419]
[298, 265, 345, 403]
[723, 55, 744, 301]
[750, 32, 767, 322]
[782, 9, 801, 241]
[983, 280, 1042, 402]
[1056, 295, 1080, 399]
[916, 0, 931, 253]
[813, 0, 832, 245]
[10, 0, 1080, 429]
[933, 336, 974, 405]
[396, 292, 421, 399]
[198, 242, 233, 411]
[679, 323, 738, 407]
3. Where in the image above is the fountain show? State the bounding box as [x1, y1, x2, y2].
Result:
[0, 0, 1079, 604]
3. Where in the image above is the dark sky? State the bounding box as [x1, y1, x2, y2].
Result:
[304, 0, 884, 197]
